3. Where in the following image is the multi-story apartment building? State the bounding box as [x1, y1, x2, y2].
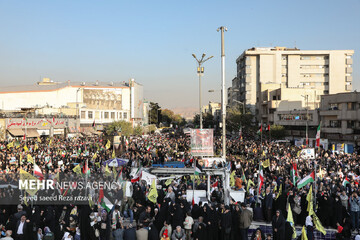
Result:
[320, 92, 360, 146]
[229, 47, 354, 125]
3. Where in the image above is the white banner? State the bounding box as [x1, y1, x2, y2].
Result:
[299, 148, 315, 160]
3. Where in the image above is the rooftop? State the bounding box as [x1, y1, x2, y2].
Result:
[0, 79, 131, 94]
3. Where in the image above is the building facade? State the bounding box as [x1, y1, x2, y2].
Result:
[229, 47, 354, 124]
[320, 92, 360, 146]
[0, 78, 145, 130]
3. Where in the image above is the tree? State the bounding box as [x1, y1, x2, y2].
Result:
[269, 125, 286, 139]
[226, 105, 253, 133]
[106, 121, 133, 136]
[192, 112, 215, 129]
[149, 102, 161, 126]
[133, 125, 143, 136]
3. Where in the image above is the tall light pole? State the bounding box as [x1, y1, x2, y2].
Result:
[217, 26, 227, 160]
[192, 53, 213, 129]
[302, 94, 309, 146]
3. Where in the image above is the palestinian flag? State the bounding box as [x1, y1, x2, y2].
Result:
[316, 124, 321, 148]
[290, 163, 299, 186]
[342, 176, 350, 187]
[266, 124, 270, 131]
[131, 167, 142, 183]
[257, 125, 263, 134]
[297, 171, 315, 189]
[83, 160, 90, 176]
[99, 188, 113, 212]
[258, 165, 264, 194]
[195, 162, 202, 175]
[33, 164, 44, 180]
[146, 144, 151, 151]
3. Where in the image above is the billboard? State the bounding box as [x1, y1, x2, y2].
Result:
[190, 129, 214, 156]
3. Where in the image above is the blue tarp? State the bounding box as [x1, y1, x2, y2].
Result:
[152, 161, 185, 168]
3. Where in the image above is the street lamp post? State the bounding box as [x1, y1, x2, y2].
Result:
[76, 88, 81, 134]
[217, 26, 227, 160]
[192, 54, 213, 129]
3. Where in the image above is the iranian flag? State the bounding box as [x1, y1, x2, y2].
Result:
[258, 165, 264, 194]
[131, 167, 142, 183]
[99, 188, 113, 212]
[342, 176, 350, 187]
[290, 163, 299, 186]
[316, 124, 321, 148]
[125, 138, 129, 146]
[34, 164, 44, 180]
[146, 144, 151, 151]
[297, 171, 315, 189]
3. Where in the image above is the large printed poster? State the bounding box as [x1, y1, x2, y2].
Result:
[190, 129, 214, 156]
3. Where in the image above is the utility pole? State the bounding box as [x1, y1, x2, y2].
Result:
[218, 26, 229, 205]
[192, 54, 213, 129]
[217, 26, 227, 160]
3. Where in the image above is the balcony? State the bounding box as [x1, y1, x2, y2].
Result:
[346, 67, 353, 73]
[346, 76, 352, 82]
[322, 127, 342, 134]
[319, 110, 340, 116]
[346, 85, 352, 91]
[346, 58, 353, 65]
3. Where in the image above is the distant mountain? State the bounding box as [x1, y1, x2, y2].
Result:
[171, 107, 198, 120]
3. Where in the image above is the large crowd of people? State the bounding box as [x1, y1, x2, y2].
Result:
[0, 129, 359, 240]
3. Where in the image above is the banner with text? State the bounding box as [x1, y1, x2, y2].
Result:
[190, 129, 214, 157]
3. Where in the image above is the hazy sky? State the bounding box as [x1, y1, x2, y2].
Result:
[0, 0, 359, 110]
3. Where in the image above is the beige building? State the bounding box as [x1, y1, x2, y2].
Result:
[320, 92, 360, 145]
[202, 101, 221, 121]
[0, 78, 145, 130]
[229, 47, 354, 124]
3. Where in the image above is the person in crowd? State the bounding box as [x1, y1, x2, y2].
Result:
[1, 230, 13, 240]
[171, 226, 185, 240]
[250, 228, 265, 240]
[271, 210, 285, 240]
[183, 212, 193, 240]
[220, 205, 232, 240]
[239, 203, 253, 240]
[305, 215, 314, 240]
[136, 224, 148, 240]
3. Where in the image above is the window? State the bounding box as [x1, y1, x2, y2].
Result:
[329, 103, 338, 110]
[273, 96, 277, 100]
[111, 112, 115, 119]
[347, 121, 356, 128]
[123, 112, 128, 119]
[329, 120, 341, 128]
[104, 112, 109, 119]
[324, 90, 329, 94]
[282, 56, 287, 60]
[301, 56, 311, 60]
[81, 111, 85, 119]
[88, 111, 93, 119]
[347, 102, 356, 110]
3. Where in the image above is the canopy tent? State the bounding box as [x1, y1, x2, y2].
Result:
[7, 129, 25, 136]
[26, 128, 40, 138]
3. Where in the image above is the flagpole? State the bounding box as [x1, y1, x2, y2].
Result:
[193, 157, 196, 204]
[260, 120, 263, 147]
